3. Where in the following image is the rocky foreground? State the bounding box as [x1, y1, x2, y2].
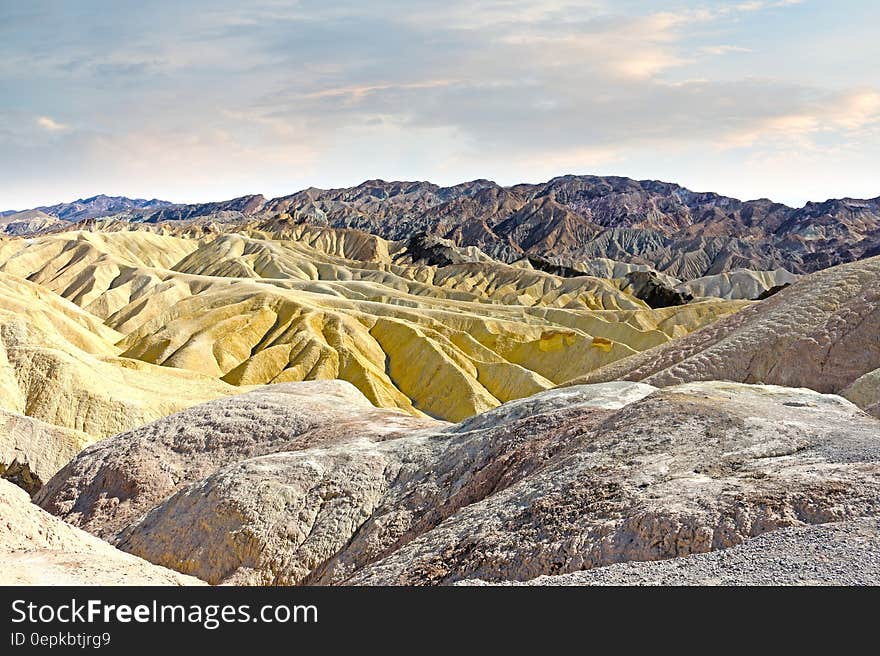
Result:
[460, 518, 880, 586]
[30, 379, 880, 585]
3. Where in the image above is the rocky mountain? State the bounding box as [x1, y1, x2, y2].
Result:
[0, 195, 172, 232]
[36, 194, 172, 221]
[7, 176, 879, 280]
[0, 209, 66, 236]
[251, 177, 879, 279]
[140, 194, 268, 222]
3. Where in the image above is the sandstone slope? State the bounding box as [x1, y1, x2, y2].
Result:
[0, 410, 91, 494]
[0, 228, 744, 423]
[565, 254, 880, 402]
[0, 269, 238, 438]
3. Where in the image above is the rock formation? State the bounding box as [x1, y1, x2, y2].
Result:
[0, 227, 743, 424]
[35, 382, 438, 539]
[37, 380, 880, 585]
[843, 368, 880, 418]
[2, 185, 879, 588]
[677, 268, 799, 301]
[0, 479, 202, 585]
[566, 254, 880, 402]
[0, 410, 91, 494]
[0, 269, 237, 438]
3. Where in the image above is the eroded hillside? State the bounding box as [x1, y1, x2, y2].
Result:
[566, 253, 880, 403]
[0, 226, 745, 427]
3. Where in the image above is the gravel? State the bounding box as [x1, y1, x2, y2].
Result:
[460, 517, 880, 586]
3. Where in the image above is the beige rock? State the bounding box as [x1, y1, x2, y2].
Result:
[347, 383, 880, 584]
[35, 381, 439, 540]
[565, 255, 880, 406]
[0, 479, 202, 585]
[842, 368, 880, 418]
[677, 268, 799, 300]
[0, 409, 92, 494]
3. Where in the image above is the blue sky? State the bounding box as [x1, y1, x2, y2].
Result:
[1, 0, 878, 208]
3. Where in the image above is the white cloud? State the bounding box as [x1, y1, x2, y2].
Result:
[722, 0, 803, 14]
[35, 116, 68, 132]
[715, 89, 880, 150]
[1, 0, 875, 209]
[829, 90, 880, 130]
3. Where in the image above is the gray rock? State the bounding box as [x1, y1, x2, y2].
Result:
[44, 380, 880, 585]
[35, 380, 437, 539]
[458, 517, 880, 586]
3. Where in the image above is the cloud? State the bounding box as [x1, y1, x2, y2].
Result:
[829, 90, 880, 130]
[0, 0, 876, 209]
[35, 116, 68, 132]
[716, 89, 880, 150]
[722, 0, 803, 13]
[304, 79, 460, 102]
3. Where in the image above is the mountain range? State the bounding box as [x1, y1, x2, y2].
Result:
[5, 176, 879, 280]
[2, 175, 880, 586]
[1, 194, 170, 221]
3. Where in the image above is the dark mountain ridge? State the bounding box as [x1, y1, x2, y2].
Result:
[6, 176, 879, 280]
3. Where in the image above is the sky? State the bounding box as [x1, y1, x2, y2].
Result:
[1, 0, 878, 209]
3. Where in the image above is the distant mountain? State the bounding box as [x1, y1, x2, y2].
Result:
[139, 194, 267, 222]
[6, 176, 879, 279]
[243, 176, 880, 278]
[15, 195, 174, 222]
[0, 209, 65, 236]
